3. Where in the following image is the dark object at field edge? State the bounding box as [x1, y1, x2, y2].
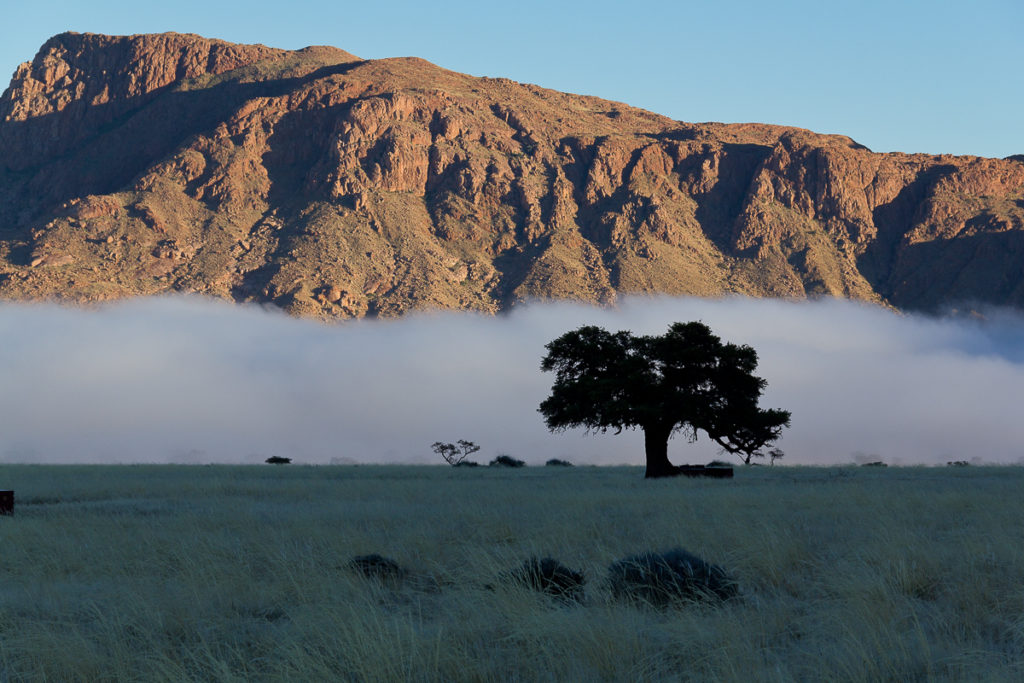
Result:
[265, 456, 292, 464]
[676, 465, 733, 478]
[0, 490, 12, 515]
[490, 455, 525, 467]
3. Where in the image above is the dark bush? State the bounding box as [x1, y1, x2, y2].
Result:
[509, 557, 586, 604]
[947, 460, 970, 467]
[706, 460, 732, 467]
[348, 554, 407, 583]
[490, 454, 525, 467]
[453, 460, 480, 467]
[545, 458, 574, 467]
[265, 456, 291, 464]
[861, 461, 888, 467]
[607, 548, 738, 607]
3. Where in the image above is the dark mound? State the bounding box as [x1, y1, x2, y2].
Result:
[509, 557, 586, 604]
[607, 548, 738, 607]
[348, 554, 407, 583]
[545, 458, 574, 467]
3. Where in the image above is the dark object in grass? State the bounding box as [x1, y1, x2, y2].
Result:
[252, 607, 287, 622]
[706, 460, 732, 468]
[947, 460, 970, 467]
[545, 458, 574, 467]
[348, 554, 407, 583]
[0, 490, 12, 515]
[490, 454, 525, 467]
[510, 557, 586, 603]
[607, 548, 738, 607]
[265, 456, 291, 464]
[861, 461, 887, 467]
[453, 460, 480, 467]
[675, 465, 733, 479]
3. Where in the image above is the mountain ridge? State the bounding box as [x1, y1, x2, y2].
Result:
[1, 32, 1022, 318]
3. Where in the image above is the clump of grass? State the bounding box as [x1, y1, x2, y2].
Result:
[507, 557, 586, 604]
[348, 554, 407, 583]
[607, 547, 738, 606]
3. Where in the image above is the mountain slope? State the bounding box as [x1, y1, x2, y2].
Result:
[2, 32, 1022, 317]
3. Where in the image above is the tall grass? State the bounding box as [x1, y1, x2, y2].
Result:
[1, 464, 1022, 681]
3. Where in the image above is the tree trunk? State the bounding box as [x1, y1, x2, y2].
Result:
[643, 422, 677, 479]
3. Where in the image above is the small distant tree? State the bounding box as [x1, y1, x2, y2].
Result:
[539, 322, 790, 478]
[432, 440, 481, 466]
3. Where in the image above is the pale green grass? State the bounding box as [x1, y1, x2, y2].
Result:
[1, 464, 1023, 681]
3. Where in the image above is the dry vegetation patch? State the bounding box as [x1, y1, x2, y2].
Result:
[0, 464, 1022, 680]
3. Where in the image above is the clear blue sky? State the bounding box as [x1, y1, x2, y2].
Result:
[2, 0, 1022, 158]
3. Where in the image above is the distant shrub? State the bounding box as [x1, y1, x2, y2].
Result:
[861, 461, 888, 467]
[265, 456, 291, 465]
[947, 460, 970, 467]
[452, 460, 480, 467]
[607, 548, 738, 607]
[545, 458, 573, 467]
[706, 460, 732, 468]
[490, 454, 525, 468]
[509, 557, 585, 604]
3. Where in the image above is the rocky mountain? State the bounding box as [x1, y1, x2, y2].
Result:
[1, 32, 1022, 318]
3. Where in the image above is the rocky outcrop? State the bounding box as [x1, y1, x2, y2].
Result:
[1, 32, 1022, 318]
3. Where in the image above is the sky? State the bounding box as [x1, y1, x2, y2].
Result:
[1, 0, 1022, 158]
[0, 295, 1021, 467]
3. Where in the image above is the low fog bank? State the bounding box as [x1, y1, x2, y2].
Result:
[0, 296, 1021, 466]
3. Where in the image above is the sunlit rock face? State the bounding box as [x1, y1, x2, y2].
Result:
[1, 32, 1023, 318]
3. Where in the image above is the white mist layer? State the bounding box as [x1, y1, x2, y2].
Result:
[0, 295, 1020, 466]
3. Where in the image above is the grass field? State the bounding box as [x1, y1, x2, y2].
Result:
[1, 464, 1023, 681]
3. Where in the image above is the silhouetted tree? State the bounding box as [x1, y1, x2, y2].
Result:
[539, 322, 790, 478]
[432, 440, 481, 466]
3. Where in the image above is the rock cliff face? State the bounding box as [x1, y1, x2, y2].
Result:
[1, 32, 1022, 317]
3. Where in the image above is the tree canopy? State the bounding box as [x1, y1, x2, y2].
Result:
[539, 322, 791, 477]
